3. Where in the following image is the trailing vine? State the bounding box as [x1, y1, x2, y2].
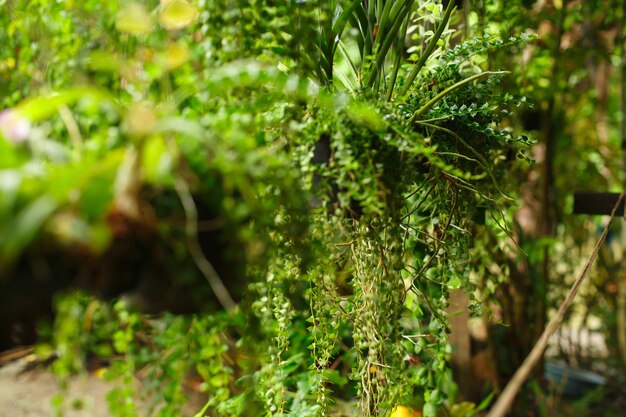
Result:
[0, 1, 535, 416]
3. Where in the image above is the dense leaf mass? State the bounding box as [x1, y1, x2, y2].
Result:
[0, 1, 532, 416]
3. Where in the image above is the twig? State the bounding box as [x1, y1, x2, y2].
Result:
[58, 104, 83, 149]
[418, 121, 512, 200]
[486, 192, 625, 417]
[408, 187, 458, 293]
[408, 71, 509, 122]
[399, 0, 456, 97]
[174, 176, 237, 312]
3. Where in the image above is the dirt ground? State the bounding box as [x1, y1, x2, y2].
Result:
[0, 353, 206, 417]
[0, 356, 115, 417]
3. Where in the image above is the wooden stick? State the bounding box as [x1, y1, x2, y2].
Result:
[486, 192, 625, 417]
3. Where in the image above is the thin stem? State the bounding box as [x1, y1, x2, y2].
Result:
[174, 176, 237, 312]
[408, 187, 458, 292]
[384, 11, 411, 101]
[409, 71, 509, 122]
[419, 121, 513, 200]
[367, 0, 413, 92]
[398, 0, 455, 97]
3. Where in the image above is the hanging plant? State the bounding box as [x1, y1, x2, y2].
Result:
[0, 1, 535, 416]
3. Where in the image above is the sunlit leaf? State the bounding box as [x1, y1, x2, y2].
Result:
[0, 170, 21, 212]
[16, 88, 115, 122]
[123, 102, 157, 138]
[86, 51, 123, 72]
[142, 135, 174, 185]
[115, 3, 154, 35]
[160, 42, 190, 70]
[0, 195, 57, 263]
[159, 0, 198, 31]
[448, 276, 462, 290]
[155, 117, 204, 139]
[48, 211, 92, 246]
[423, 402, 437, 417]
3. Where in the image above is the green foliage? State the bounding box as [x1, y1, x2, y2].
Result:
[0, 1, 534, 416]
[41, 293, 241, 417]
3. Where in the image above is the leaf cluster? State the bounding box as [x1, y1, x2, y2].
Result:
[0, 1, 535, 416]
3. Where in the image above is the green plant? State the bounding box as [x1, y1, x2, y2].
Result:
[0, 1, 534, 416]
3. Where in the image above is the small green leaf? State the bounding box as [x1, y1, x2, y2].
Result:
[448, 276, 462, 290]
[423, 402, 437, 417]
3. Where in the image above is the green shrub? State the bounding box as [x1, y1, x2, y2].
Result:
[0, 1, 533, 416]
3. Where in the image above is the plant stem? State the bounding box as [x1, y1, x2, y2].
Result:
[398, 0, 455, 97]
[418, 121, 513, 200]
[409, 71, 509, 122]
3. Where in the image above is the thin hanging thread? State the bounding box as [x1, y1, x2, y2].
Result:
[486, 192, 625, 417]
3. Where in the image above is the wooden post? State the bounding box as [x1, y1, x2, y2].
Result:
[618, 0, 626, 368]
[447, 289, 472, 399]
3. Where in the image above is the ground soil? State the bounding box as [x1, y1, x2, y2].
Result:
[0, 353, 205, 417]
[0, 356, 114, 417]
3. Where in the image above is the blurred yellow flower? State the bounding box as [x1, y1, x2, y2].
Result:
[391, 405, 422, 417]
[0, 57, 16, 71]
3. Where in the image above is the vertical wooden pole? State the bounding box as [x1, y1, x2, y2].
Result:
[617, 0, 626, 367]
[447, 289, 472, 399]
